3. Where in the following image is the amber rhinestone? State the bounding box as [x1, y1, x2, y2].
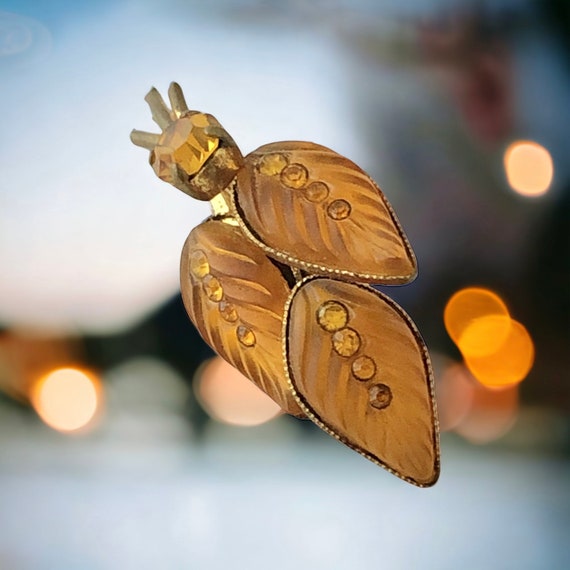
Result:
[332, 327, 361, 357]
[351, 356, 376, 381]
[237, 325, 256, 347]
[317, 301, 348, 332]
[258, 153, 288, 176]
[281, 163, 308, 189]
[327, 199, 351, 220]
[369, 383, 393, 410]
[304, 181, 329, 202]
[203, 274, 223, 302]
[219, 300, 238, 322]
[151, 113, 218, 181]
[189, 250, 210, 279]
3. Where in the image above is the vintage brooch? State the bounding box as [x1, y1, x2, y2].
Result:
[131, 83, 440, 486]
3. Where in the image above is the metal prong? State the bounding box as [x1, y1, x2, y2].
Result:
[144, 87, 173, 130]
[204, 125, 238, 148]
[130, 129, 160, 149]
[168, 82, 189, 118]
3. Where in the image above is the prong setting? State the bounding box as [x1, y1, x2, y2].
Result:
[130, 129, 160, 150]
[168, 82, 189, 118]
[144, 87, 174, 130]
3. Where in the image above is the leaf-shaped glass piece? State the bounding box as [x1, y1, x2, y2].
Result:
[234, 142, 417, 284]
[181, 218, 304, 417]
[285, 277, 439, 486]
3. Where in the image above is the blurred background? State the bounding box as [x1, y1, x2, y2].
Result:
[0, 1, 569, 568]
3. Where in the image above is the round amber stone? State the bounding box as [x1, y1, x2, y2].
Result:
[219, 300, 238, 322]
[327, 199, 351, 220]
[189, 250, 210, 279]
[332, 327, 361, 357]
[351, 356, 376, 381]
[281, 163, 308, 189]
[237, 325, 256, 347]
[317, 301, 348, 332]
[258, 153, 288, 176]
[151, 113, 219, 181]
[304, 181, 329, 202]
[369, 383, 393, 410]
[203, 274, 223, 302]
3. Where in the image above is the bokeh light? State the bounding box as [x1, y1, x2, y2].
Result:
[196, 357, 282, 427]
[504, 140, 554, 197]
[444, 287, 510, 357]
[31, 367, 101, 433]
[464, 320, 534, 389]
[444, 288, 534, 388]
[458, 314, 513, 359]
[436, 362, 475, 432]
[454, 381, 519, 445]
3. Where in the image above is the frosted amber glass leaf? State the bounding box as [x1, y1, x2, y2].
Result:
[236, 142, 416, 284]
[285, 278, 439, 486]
[181, 219, 303, 417]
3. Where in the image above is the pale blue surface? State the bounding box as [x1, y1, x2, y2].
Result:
[0, 426, 568, 570]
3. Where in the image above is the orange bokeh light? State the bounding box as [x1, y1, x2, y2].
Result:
[458, 314, 513, 359]
[31, 367, 101, 432]
[196, 357, 282, 427]
[444, 287, 510, 357]
[444, 287, 534, 388]
[464, 320, 534, 389]
[504, 140, 553, 197]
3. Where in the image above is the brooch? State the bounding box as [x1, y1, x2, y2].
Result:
[131, 83, 440, 486]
